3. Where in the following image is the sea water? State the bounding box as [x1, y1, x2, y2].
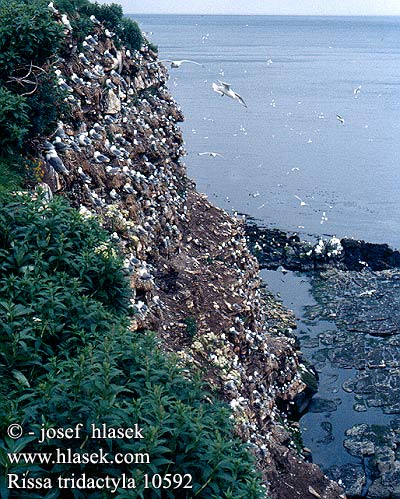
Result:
[133, 14, 400, 248]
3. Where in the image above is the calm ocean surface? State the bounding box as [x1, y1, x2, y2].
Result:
[133, 14, 400, 248]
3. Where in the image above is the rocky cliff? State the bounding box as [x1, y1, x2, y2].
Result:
[37, 16, 346, 499]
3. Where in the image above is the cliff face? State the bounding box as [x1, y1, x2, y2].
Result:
[38, 21, 345, 499]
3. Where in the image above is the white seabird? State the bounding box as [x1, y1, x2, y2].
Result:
[105, 78, 117, 90]
[89, 129, 102, 140]
[159, 59, 202, 68]
[78, 133, 91, 146]
[212, 81, 247, 108]
[336, 114, 345, 124]
[57, 78, 73, 93]
[77, 167, 92, 184]
[45, 149, 69, 174]
[61, 14, 72, 31]
[198, 152, 223, 158]
[294, 195, 308, 206]
[90, 15, 101, 25]
[94, 151, 110, 163]
[353, 85, 361, 97]
[82, 41, 94, 52]
[53, 136, 70, 152]
[85, 34, 98, 46]
[71, 73, 84, 85]
[48, 2, 58, 14]
[109, 145, 123, 157]
[104, 29, 115, 38]
[78, 52, 91, 65]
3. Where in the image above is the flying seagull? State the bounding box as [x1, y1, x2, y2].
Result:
[294, 195, 308, 206]
[353, 85, 361, 98]
[198, 152, 223, 158]
[212, 81, 247, 108]
[160, 59, 202, 68]
[336, 114, 345, 124]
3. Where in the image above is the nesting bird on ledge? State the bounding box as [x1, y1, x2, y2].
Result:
[44, 147, 69, 175]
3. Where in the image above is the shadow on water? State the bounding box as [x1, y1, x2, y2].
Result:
[262, 268, 400, 499]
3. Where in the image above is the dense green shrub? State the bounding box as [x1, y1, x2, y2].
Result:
[0, 0, 144, 166]
[83, 2, 124, 30]
[0, 70, 71, 154]
[53, 0, 95, 43]
[27, 72, 72, 139]
[120, 17, 144, 53]
[0, 0, 65, 166]
[0, 0, 63, 81]
[0, 197, 264, 499]
[0, 196, 130, 313]
[0, 88, 30, 155]
[0, 159, 23, 197]
[54, 0, 91, 14]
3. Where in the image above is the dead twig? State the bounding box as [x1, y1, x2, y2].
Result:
[6, 62, 47, 96]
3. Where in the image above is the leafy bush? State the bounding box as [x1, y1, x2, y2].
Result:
[0, 0, 144, 161]
[27, 72, 72, 139]
[0, 88, 30, 155]
[54, 0, 95, 44]
[120, 17, 144, 53]
[54, 0, 90, 13]
[0, 196, 130, 313]
[0, 0, 63, 81]
[83, 2, 144, 52]
[0, 0, 66, 160]
[0, 159, 23, 197]
[83, 2, 124, 30]
[0, 197, 264, 499]
[147, 41, 159, 53]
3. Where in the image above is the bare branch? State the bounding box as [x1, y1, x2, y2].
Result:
[6, 61, 46, 96]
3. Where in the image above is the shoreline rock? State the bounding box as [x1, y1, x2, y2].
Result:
[245, 222, 400, 272]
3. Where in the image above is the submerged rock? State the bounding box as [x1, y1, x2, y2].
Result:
[308, 397, 340, 413]
[326, 463, 366, 497]
[342, 422, 400, 498]
[300, 268, 400, 497]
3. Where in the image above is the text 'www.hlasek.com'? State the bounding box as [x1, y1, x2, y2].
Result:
[5, 422, 193, 493]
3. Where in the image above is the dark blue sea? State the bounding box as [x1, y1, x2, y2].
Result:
[133, 14, 400, 248]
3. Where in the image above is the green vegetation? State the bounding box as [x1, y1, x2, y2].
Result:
[0, 88, 30, 156]
[183, 316, 198, 338]
[0, 0, 145, 194]
[54, 0, 144, 52]
[0, 1, 263, 493]
[0, 0, 65, 192]
[0, 196, 264, 498]
[0, 0, 64, 80]
[0, 159, 24, 196]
